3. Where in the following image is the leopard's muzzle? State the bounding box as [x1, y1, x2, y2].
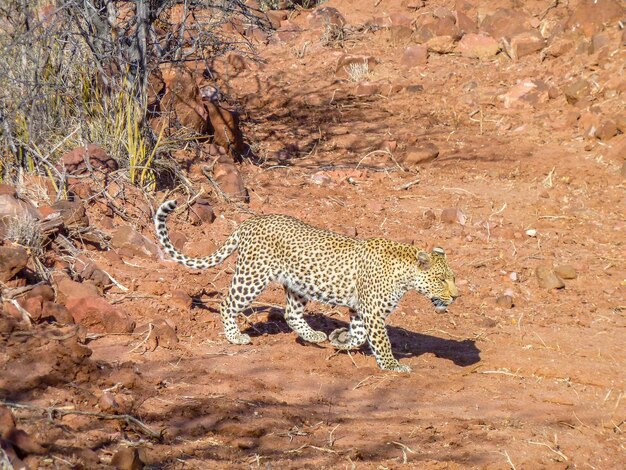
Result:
[431, 297, 451, 313]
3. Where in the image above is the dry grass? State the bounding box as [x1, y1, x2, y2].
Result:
[346, 61, 371, 83]
[2, 214, 44, 258]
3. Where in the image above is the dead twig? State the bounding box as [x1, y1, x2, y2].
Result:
[0, 400, 161, 439]
[395, 178, 420, 191]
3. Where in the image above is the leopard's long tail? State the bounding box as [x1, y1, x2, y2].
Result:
[154, 200, 239, 269]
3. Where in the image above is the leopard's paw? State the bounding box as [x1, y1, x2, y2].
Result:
[329, 328, 352, 349]
[308, 331, 328, 343]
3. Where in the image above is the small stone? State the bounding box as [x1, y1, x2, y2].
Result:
[401, 143, 440, 166]
[535, 266, 565, 289]
[154, 319, 178, 349]
[51, 199, 89, 228]
[563, 79, 590, 105]
[456, 33, 500, 59]
[60, 144, 118, 175]
[495, 295, 514, 309]
[213, 159, 249, 202]
[171, 290, 193, 310]
[42, 301, 74, 324]
[441, 208, 466, 225]
[525, 229, 537, 237]
[0, 246, 28, 283]
[401, 45, 428, 67]
[595, 119, 618, 141]
[111, 226, 158, 259]
[510, 31, 546, 60]
[66, 296, 135, 334]
[111, 447, 144, 470]
[554, 264, 577, 280]
[0, 406, 16, 438]
[189, 198, 215, 226]
[9, 428, 46, 455]
[55, 274, 100, 304]
[308, 6, 345, 29]
[509, 272, 519, 282]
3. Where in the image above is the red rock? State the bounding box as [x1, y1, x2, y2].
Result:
[154, 319, 178, 349]
[546, 37, 575, 58]
[495, 295, 514, 309]
[535, 266, 565, 289]
[171, 290, 193, 310]
[500, 79, 550, 108]
[401, 45, 428, 67]
[605, 134, 626, 161]
[42, 301, 74, 324]
[60, 144, 118, 175]
[51, 199, 89, 228]
[480, 8, 530, 40]
[0, 193, 41, 224]
[401, 143, 440, 166]
[0, 246, 28, 282]
[355, 82, 383, 96]
[554, 265, 577, 279]
[55, 275, 100, 304]
[8, 428, 46, 455]
[22, 296, 44, 321]
[157, 64, 209, 135]
[614, 112, 626, 134]
[426, 35, 456, 53]
[23, 284, 54, 303]
[389, 13, 413, 28]
[265, 9, 288, 29]
[168, 230, 187, 251]
[389, 25, 413, 44]
[0, 406, 16, 439]
[563, 79, 590, 105]
[441, 208, 466, 225]
[455, 10, 478, 34]
[213, 158, 248, 202]
[308, 7, 345, 29]
[511, 31, 546, 60]
[596, 119, 618, 141]
[189, 198, 215, 226]
[456, 33, 500, 59]
[66, 296, 135, 334]
[0, 315, 17, 335]
[110, 225, 158, 259]
[110, 447, 145, 470]
[567, 0, 624, 37]
[205, 101, 245, 158]
[0, 184, 16, 196]
[578, 112, 601, 138]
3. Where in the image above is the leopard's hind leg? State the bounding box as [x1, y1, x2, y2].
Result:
[283, 287, 327, 343]
[220, 261, 269, 345]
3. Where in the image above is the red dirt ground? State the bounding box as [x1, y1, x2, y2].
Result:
[2, 0, 625, 468]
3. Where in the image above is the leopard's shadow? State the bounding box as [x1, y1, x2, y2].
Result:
[240, 306, 480, 367]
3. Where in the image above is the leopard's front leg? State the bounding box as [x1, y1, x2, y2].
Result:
[362, 311, 411, 373]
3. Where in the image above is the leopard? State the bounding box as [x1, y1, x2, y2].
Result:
[155, 200, 458, 372]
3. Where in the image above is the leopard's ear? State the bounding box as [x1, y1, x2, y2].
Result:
[417, 251, 432, 270]
[432, 246, 446, 258]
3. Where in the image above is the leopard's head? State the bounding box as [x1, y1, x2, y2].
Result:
[413, 247, 458, 312]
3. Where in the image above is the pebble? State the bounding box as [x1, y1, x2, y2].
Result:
[495, 295, 514, 309]
[554, 264, 577, 279]
[535, 266, 565, 289]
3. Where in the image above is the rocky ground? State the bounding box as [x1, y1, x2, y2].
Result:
[1, 0, 625, 468]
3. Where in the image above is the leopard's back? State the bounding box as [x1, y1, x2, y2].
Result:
[236, 214, 364, 307]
